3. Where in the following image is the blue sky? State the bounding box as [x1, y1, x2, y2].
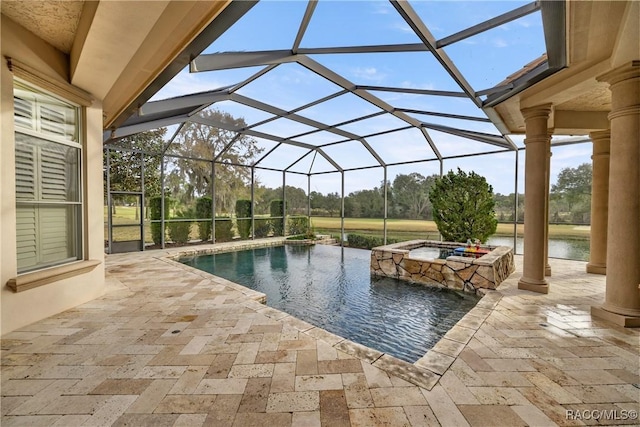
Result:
[152, 0, 592, 196]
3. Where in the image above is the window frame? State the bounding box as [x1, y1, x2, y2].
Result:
[13, 78, 85, 275]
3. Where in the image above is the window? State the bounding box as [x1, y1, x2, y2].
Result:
[14, 81, 82, 273]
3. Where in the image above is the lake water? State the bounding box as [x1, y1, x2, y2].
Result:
[487, 236, 590, 261]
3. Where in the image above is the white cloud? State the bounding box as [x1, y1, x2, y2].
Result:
[351, 66, 386, 83]
[492, 38, 509, 48]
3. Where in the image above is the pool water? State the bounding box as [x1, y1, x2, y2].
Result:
[409, 247, 455, 260]
[180, 245, 480, 363]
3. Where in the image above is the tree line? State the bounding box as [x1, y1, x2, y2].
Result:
[105, 109, 593, 225]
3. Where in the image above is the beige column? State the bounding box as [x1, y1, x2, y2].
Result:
[591, 62, 640, 327]
[518, 104, 552, 294]
[586, 130, 610, 275]
[545, 148, 552, 276]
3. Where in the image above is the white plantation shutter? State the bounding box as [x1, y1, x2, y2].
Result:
[14, 81, 82, 273]
[14, 95, 35, 131]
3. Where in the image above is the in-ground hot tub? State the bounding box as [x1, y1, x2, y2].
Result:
[371, 239, 515, 295]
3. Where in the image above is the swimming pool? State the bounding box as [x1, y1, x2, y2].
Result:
[180, 244, 480, 363]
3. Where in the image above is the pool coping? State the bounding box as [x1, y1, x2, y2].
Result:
[161, 239, 504, 390]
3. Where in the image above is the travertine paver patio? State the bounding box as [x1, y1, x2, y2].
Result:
[2, 239, 639, 426]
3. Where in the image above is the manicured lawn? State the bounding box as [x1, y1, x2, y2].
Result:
[104, 207, 589, 245]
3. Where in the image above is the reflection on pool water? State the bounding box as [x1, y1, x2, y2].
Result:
[409, 247, 455, 260]
[180, 244, 480, 363]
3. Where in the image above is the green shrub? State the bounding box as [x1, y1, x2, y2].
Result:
[214, 218, 233, 242]
[195, 196, 213, 241]
[235, 199, 252, 239]
[149, 196, 171, 245]
[168, 209, 192, 244]
[287, 216, 309, 235]
[346, 234, 398, 249]
[270, 200, 284, 236]
[429, 168, 497, 243]
[253, 218, 271, 238]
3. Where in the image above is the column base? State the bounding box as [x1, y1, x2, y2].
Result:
[518, 277, 549, 294]
[591, 306, 640, 327]
[545, 265, 552, 277]
[586, 263, 606, 275]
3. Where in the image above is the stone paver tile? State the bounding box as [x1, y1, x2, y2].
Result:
[1, 415, 63, 426]
[443, 325, 476, 345]
[51, 414, 91, 426]
[291, 411, 321, 427]
[612, 384, 640, 402]
[9, 379, 78, 416]
[608, 369, 640, 384]
[154, 395, 217, 413]
[296, 350, 318, 376]
[319, 390, 350, 427]
[458, 349, 493, 372]
[255, 350, 296, 364]
[318, 358, 363, 374]
[370, 387, 427, 407]
[169, 366, 208, 395]
[233, 342, 260, 365]
[232, 412, 292, 427]
[278, 339, 316, 351]
[37, 395, 110, 415]
[421, 384, 470, 427]
[522, 372, 582, 404]
[403, 405, 440, 427]
[174, 413, 208, 427]
[295, 374, 343, 391]
[475, 371, 533, 387]
[204, 353, 236, 379]
[430, 337, 467, 358]
[1, 380, 55, 396]
[203, 394, 242, 427]
[238, 377, 271, 413]
[373, 355, 440, 390]
[517, 386, 585, 426]
[169, 354, 217, 366]
[112, 413, 179, 427]
[349, 407, 411, 427]
[342, 373, 374, 409]
[1, 397, 25, 416]
[134, 365, 187, 379]
[511, 405, 557, 427]
[564, 369, 627, 385]
[90, 379, 153, 395]
[563, 385, 635, 404]
[439, 371, 480, 405]
[108, 355, 156, 379]
[266, 391, 319, 413]
[361, 361, 393, 388]
[81, 395, 138, 426]
[483, 358, 536, 372]
[467, 387, 530, 405]
[527, 359, 581, 386]
[270, 362, 296, 393]
[458, 404, 527, 427]
[316, 339, 338, 361]
[194, 378, 248, 395]
[126, 379, 176, 413]
[415, 351, 455, 376]
[228, 363, 274, 378]
[334, 340, 383, 364]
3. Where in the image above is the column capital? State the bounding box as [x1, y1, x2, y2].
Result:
[521, 104, 553, 121]
[597, 61, 640, 86]
[589, 129, 611, 141]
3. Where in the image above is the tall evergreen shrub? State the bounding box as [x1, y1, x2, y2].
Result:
[195, 196, 213, 241]
[149, 196, 170, 245]
[270, 199, 284, 236]
[235, 199, 252, 239]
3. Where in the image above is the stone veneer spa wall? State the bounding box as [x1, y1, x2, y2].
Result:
[371, 240, 515, 295]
